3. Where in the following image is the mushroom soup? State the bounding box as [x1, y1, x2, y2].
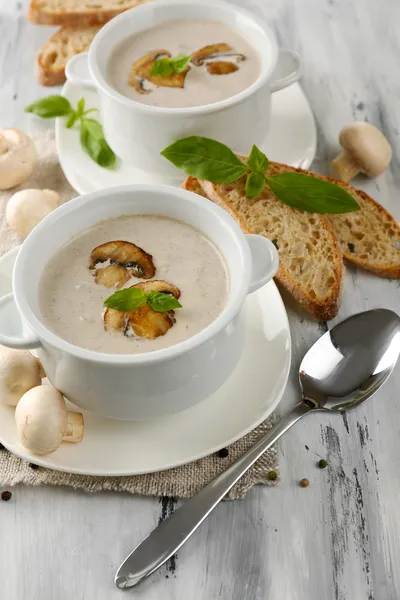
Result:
[39, 215, 229, 354]
[107, 19, 261, 108]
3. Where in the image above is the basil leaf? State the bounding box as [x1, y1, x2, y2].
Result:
[245, 172, 265, 198]
[150, 58, 175, 77]
[77, 97, 85, 115]
[266, 173, 360, 214]
[150, 54, 191, 77]
[80, 118, 116, 169]
[170, 54, 191, 72]
[65, 111, 80, 129]
[161, 136, 249, 183]
[248, 145, 269, 173]
[25, 95, 73, 118]
[147, 292, 182, 312]
[104, 288, 147, 311]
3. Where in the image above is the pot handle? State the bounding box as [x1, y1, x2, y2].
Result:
[246, 234, 279, 294]
[65, 52, 96, 90]
[0, 293, 41, 349]
[270, 49, 302, 92]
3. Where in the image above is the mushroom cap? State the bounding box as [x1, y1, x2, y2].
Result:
[339, 122, 392, 177]
[0, 129, 37, 190]
[6, 188, 60, 238]
[15, 386, 67, 455]
[0, 347, 42, 406]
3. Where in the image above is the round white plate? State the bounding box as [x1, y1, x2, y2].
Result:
[0, 246, 290, 476]
[56, 81, 317, 194]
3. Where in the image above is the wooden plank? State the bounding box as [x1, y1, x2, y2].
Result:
[0, 0, 399, 598]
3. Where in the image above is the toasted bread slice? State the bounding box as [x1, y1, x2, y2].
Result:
[36, 25, 101, 86]
[263, 163, 400, 279]
[183, 172, 344, 321]
[328, 185, 400, 279]
[27, 0, 151, 26]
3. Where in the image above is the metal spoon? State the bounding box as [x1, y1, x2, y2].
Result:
[115, 308, 400, 589]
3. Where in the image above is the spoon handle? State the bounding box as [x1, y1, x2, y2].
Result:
[115, 401, 312, 589]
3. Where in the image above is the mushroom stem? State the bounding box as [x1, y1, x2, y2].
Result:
[63, 411, 84, 444]
[0, 134, 7, 155]
[331, 150, 361, 182]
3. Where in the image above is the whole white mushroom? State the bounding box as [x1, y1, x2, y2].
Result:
[6, 188, 60, 238]
[0, 129, 37, 190]
[331, 122, 392, 182]
[0, 347, 42, 406]
[15, 386, 84, 455]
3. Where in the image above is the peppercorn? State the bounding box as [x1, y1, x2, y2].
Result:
[318, 459, 328, 469]
[300, 478, 309, 488]
[218, 448, 229, 458]
[1, 491, 12, 501]
[267, 471, 277, 481]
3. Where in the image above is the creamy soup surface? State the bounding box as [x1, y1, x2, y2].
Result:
[39, 215, 229, 354]
[107, 19, 261, 108]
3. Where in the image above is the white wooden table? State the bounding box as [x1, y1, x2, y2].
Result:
[1, 1, 400, 598]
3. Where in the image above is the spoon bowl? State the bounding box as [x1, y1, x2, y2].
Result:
[300, 309, 400, 411]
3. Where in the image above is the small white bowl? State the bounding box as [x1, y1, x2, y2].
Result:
[0, 185, 278, 420]
[65, 0, 301, 178]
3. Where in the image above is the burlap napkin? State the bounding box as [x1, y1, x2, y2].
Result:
[0, 131, 278, 500]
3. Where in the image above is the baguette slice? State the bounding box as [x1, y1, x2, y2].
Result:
[27, 0, 151, 26]
[183, 171, 345, 321]
[262, 163, 400, 279]
[36, 25, 101, 86]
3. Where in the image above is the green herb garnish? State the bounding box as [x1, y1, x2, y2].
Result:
[25, 95, 115, 169]
[150, 54, 191, 77]
[161, 136, 361, 213]
[25, 95, 73, 118]
[104, 288, 182, 313]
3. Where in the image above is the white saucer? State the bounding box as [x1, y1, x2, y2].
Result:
[0, 246, 290, 476]
[56, 81, 317, 194]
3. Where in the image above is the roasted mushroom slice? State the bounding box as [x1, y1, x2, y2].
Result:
[127, 280, 181, 340]
[133, 279, 181, 298]
[95, 264, 130, 289]
[131, 77, 153, 95]
[127, 304, 175, 340]
[129, 49, 190, 90]
[206, 61, 239, 75]
[191, 43, 246, 67]
[89, 241, 155, 280]
[103, 307, 127, 333]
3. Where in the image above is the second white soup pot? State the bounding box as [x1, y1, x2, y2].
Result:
[0, 185, 279, 420]
[65, 0, 302, 178]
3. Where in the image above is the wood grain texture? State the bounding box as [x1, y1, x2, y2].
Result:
[0, 0, 400, 598]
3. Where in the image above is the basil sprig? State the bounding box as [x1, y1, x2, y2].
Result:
[161, 136, 360, 214]
[150, 54, 191, 77]
[25, 95, 116, 169]
[104, 288, 182, 313]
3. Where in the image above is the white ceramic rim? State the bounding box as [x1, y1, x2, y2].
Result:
[13, 184, 252, 366]
[88, 0, 279, 116]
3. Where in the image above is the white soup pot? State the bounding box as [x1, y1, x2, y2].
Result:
[65, 0, 301, 179]
[0, 185, 279, 420]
